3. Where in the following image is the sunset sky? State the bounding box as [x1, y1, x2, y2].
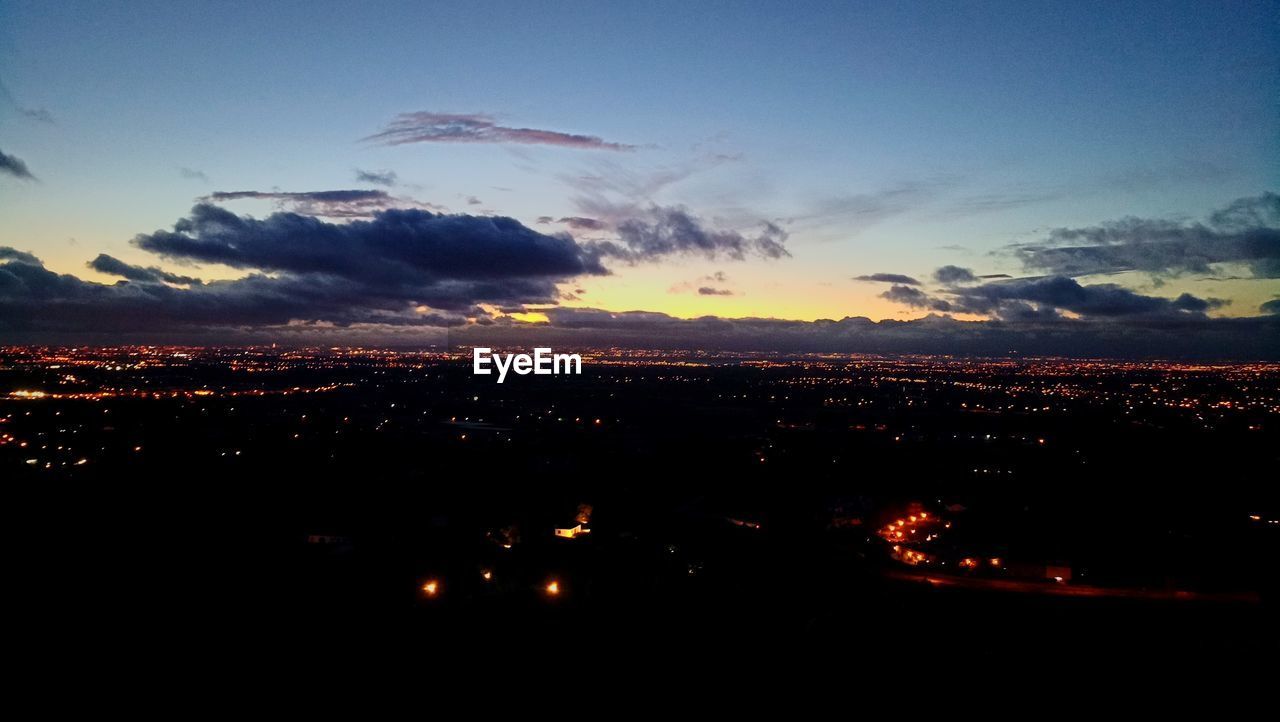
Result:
[2, 1, 1278, 356]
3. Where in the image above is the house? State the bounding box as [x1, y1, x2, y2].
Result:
[554, 523, 590, 539]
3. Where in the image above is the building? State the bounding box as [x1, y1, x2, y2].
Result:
[554, 523, 590, 539]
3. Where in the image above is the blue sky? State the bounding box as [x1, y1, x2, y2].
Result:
[1, 1, 1277, 354]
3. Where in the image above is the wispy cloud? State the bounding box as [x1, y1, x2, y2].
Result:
[562, 155, 735, 211]
[853, 273, 921, 286]
[585, 206, 789, 263]
[0, 80, 54, 124]
[787, 178, 960, 238]
[365, 112, 635, 150]
[201, 189, 443, 218]
[556, 216, 607, 231]
[355, 168, 398, 186]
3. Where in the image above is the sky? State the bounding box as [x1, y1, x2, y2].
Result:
[1, 0, 1278, 357]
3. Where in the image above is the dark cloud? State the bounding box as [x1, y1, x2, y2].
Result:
[698, 287, 734, 296]
[1, 247, 41, 265]
[1261, 298, 1280, 315]
[135, 204, 604, 294]
[933, 265, 978, 284]
[944, 276, 1227, 319]
[2, 204, 616, 337]
[874, 264, 1234, 322]
[880, 284, 952, 312]
[87, 254, 201, 285]
[201, 189, 440, 218]
[1169, 293, 1226, 314]
[365, 112, 635, 151]
[467, 196, 483, 206]
[355, 169, 398, 186]
[179, 167, 209, 182]
[557, 216, 607, 231]
[587, 206, 789, 263]
[853, 273, 921, 285]
[1, 253, 467, 336]
[1014, 192, 1280, 279]
[0, 149, 37, 180]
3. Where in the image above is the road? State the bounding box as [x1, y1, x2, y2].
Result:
[883, 568, 1261, 604]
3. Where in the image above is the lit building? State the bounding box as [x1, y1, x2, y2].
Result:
[554, 523, 590, 539]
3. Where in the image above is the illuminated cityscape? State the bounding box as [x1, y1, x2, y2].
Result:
[3, 345, 1275, 653]
[3, 1, 1277, 665]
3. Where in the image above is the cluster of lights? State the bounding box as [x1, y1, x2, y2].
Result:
[878, 512, 940, 543]
[418, 571, 561, 600]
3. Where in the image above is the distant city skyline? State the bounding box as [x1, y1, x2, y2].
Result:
[1, 1, 1277, 357]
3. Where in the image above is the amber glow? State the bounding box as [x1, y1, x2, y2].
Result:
[505, 311, 550, 324]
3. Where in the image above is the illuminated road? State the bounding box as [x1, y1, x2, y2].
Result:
[883, 568, 1262, 604]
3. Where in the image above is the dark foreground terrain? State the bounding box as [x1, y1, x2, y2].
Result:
[3, 347, 1276, 662]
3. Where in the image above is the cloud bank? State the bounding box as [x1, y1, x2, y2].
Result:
[1013, 192, 1280, 279]
[1, 206, 608, 337]
[454, 307, 1280, 360]
[3, 192, 1278, 359]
